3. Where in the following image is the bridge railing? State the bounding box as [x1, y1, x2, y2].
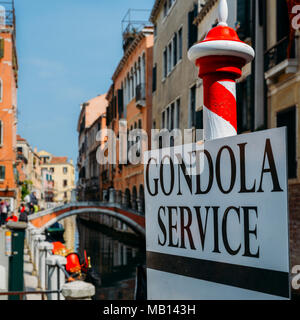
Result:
[103, 188, 145, 216]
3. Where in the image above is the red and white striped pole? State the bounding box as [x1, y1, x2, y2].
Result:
[188, 0, 255, 141]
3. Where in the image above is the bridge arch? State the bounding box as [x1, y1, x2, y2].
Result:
[28, 202, 145, 237]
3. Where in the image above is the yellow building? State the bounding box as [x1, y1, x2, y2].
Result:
[38, 150, 75, 204]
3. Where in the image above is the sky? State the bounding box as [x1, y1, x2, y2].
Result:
[14, 0, 154, 171]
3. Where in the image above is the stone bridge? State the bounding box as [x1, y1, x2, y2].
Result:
[28, 202, 145, 236]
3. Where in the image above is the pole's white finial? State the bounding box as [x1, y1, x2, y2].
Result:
[218, 0, 228, 26]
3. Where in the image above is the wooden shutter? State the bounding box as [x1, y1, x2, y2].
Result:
[152, 65, 157, 92]
[0, 165, 5, 180]
[277, 106, 297, 179]
[117, 89, 124, 117]
[0, 39, 4, 59]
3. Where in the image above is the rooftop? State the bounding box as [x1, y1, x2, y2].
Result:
[78, 93, 108, 132]
[16, 134, 27, 142]
[49, 156, 69, 165]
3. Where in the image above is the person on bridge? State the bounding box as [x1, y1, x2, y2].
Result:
[0, 200, 8, 226]
[6, 213, 18, 223]
[19, 204, 28, 223]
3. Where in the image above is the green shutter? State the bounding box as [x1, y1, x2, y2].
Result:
[0, 38, 4, 59]
[0, 165, 5, 180]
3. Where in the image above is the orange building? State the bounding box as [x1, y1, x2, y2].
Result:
[0, 3, 18, 210]
[77, 94, 108, 201]
[104, 23, 154, 214]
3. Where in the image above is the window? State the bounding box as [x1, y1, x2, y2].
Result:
[195, 109, 203, 130]
[237, 76, 253, 133]
[163, 27, 182, 80]
[162, 98, 181, 131]
[118, 89, 124, 117]
[178, 27, 183, 60]
[173, 33, 178, 67]
[170, 103, 175, 130]
[277, 107, 297, 179]
[176, 98, 180, 129]
[163, 1, 168, 17]
[154, 24, 157, 38]
[0, 120, 3, 146]
[50, 167, 55, 173]
[63, 180, 68, 187]
[0, 165, 5, 180]
[168, 42, 172, 74]
[63, 167, 68, 174]
[237, 0, 251, 41]
[188, 3, 198, 49]
[0, 39, 4, 59]
[167, 107, 170, 130]
[163, 0, 176, 18]
[64, 192, 68, 198]
[276, 0, 289, 43]
[163, 49, 167, 78]
[0, 78, 2, 102]
[190, 85, 197, 127]
[152, 64, 157, 92]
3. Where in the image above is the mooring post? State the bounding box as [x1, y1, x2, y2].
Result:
[46, 255, 67, 300]
[38, 241, 53, 290]
[34, 234, 46, 275]
[61, 281, 95, 300]
[188, 0, 255, 141]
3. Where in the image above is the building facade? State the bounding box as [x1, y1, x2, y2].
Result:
[38, 150, 75, 204]
[103, 24, 154, 214]
[77, 94, 108, 201]
[150, 0, 200, 143]
[263, 0, 300, 271]
[0, 2, 18, 210]
[192, 0, 300, 289]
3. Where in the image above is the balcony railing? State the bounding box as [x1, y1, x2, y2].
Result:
[135, 83, 146, 107]
[264, 36, 296, 72]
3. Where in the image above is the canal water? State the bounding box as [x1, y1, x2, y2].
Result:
[75, 217, 146, 300]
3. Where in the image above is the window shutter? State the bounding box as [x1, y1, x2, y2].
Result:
[188, 5, 198, 49]
[0, 165, 5, 180]
[152, 65, 157, 92]
[117, 89, 124, 117]
[277, 107, 297, 179]
[0, 39, 4, 59]
[106, 106, 110, 126]
[0, 121, 2, 145]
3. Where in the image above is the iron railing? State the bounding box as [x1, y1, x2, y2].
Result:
[106, 189, 145, 215]
[0, 290, 61, 300]
[135, 83, 146, 103]
[264, 36, 296, 71]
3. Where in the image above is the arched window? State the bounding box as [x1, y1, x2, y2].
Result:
[139, 185, 145, 215]
[132, 186, 137, 211]
[125, 188, 131, 209]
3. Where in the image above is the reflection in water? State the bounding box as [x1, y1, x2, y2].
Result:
[75, 217, 146, 300]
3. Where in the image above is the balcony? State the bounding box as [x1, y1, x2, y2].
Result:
[264, 36, 297, 85]
[135, 83, 146, 108]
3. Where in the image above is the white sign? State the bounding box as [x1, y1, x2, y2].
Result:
[144, 127, 290, 300]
